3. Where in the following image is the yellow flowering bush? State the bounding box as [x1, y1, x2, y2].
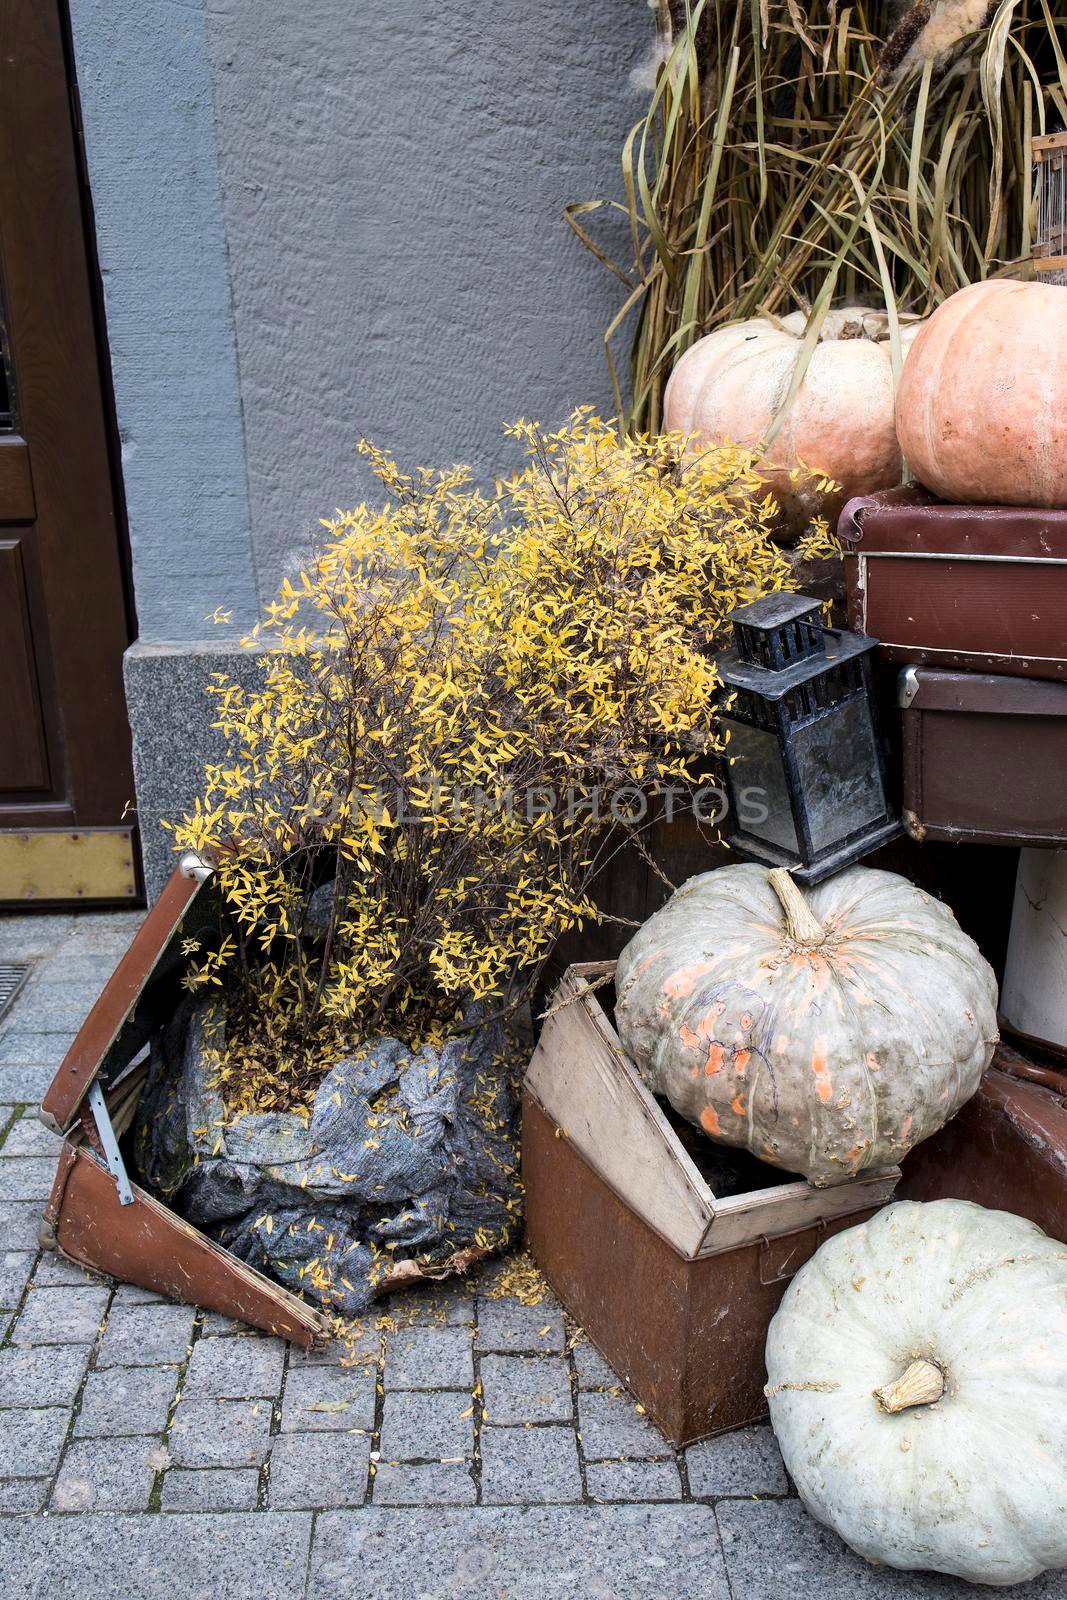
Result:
[171, 411, 835, 1109]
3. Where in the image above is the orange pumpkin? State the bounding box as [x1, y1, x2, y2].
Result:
[895, 279, 1067, 507]
[664, 308, 924, 535]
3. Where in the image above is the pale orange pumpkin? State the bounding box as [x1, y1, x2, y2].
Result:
[664, 308, 924, 534]
[895, 279, 1067, 507]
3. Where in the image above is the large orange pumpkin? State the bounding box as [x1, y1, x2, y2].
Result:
[895, 279, 1067, 507]
[664, 308, 924, 534]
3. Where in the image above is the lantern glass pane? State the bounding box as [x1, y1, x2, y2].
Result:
[723, 719, 799, 854]
[792, 697, 885, 854]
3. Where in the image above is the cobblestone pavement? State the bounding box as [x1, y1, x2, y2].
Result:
[0, 910, 1059, 1598]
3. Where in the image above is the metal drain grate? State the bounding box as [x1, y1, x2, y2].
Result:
[0, 962, 33, 1024]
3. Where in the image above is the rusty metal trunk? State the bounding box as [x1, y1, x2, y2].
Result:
[521, 963, 900, 1447]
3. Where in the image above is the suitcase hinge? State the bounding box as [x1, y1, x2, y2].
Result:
[87, 1081, 134, 1205]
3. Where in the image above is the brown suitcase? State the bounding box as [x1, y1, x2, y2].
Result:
[38, 852, 496, 1338]
[839, 484, 1067, 680]
[37, 852, 332, 1346]
[899, 666, 1067, 845]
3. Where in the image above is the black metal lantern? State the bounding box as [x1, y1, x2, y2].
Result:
[718, 593, 900, 883]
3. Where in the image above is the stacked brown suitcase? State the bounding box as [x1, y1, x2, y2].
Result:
[840, 484, 1067, 1068]
[839, 485, 1067, 846]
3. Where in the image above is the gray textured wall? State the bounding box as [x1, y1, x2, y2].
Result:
[72, 0, 651, 629]
[68, 0, 259, 641]
[206, 0, 650, 601]
[72, 1, 655, 892]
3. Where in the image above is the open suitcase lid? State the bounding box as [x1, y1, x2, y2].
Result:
[38, 850, 333, 1347]
[838, 483, 1067, 558]
[40, 850, 218, 1135]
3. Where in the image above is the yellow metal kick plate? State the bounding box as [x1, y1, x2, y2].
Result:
[0, 828, 139, 903]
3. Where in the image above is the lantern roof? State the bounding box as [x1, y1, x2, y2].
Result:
[728, 593, 821, 631]
[717, 626, 877, 699]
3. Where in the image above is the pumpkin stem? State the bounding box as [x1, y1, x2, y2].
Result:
[768, 868, 826, 947]
[873, 1359, 945, 1414]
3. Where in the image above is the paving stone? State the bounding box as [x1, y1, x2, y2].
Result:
[49, 944, 135, 978]
[0, 1158, 60, 1203]
[162, 1466, 260, 1512]
[386, 1281, 475, 1325]
[0, 916, 75, 958]
[578, 1390, 673, 1461]
[53, 924, 142, 962]
[0, 1202, 47, 1253]
[63, 909, 144, 936]
[479, 1423, 582, 1505]
[51, 1436, 157, 1512]
[30, 1252, 106, 1288]
[0, 1478, 49, 1513]
[96, 1301, 195, 1366]
[289, 1322, 380, 1367]
[315, 1507, 730, 1599]
[269, 1429, 370, 1510]
[0, 1509, 314, 1600]
[13, 1285, 109, 1346]
[168, 1397, 273, 1468]
[0, 1252, 36, 1308]
[383, 1324, 473, 1390]
[4, 987, 102, 1034]
[587, 1458, 684, 1502]
[20, 954, 114, 989]
[373, 1460, 476, 1505]
[0, 1034, 77, 1072]
[200, 1311, 248, 1337]
[183, 1333, 285, 1399]
[0, 1345, 89, 1409]
[572, 1337, 622, 1389]
[74, 1365, 177, 1438]
[476, 1294, 566, 1352]
[480, 1353, 573, 1424]
[0, 1407, 70, 1477]
[108, 1281, 166, 1307]
[281, 1363, 376, 1432]
[687, 1423, 789, 1498]
[713, 1496, 1061, 1598]
[378, 1390, 473, 1461]
[0, 1061, 59, 1102]
[1, 1117, 61, 1158]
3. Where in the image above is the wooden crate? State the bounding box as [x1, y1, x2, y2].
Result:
[523, 962, 900, 1446]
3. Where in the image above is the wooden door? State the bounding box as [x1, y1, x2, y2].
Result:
[0, 0, 138, 903]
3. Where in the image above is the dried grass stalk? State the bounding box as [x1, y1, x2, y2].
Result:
[571, 0, 1064, 432]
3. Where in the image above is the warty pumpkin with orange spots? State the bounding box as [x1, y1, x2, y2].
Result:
[614, 865, 998, 1188]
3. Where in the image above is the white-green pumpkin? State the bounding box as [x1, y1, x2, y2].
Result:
[614, 864, 998, 1186]
[765, 1199, 1067, 1585]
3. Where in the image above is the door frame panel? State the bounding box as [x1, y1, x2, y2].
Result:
[0, 0, 138, 893]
